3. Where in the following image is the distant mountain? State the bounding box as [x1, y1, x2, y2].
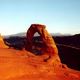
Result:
[50, 33, 71, 36]
[12, 32, 26, 37]
[4, 32, 72, 38]
[3, 32, 26, 38]
[74, 34, 80, 37]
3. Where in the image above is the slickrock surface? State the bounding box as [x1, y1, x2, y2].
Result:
[0, 48, 80, 80]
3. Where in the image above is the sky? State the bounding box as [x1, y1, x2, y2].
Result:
[0, 0, 80, 35]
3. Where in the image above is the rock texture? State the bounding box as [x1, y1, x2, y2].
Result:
[0, 34, 9, 48]
[25, 24, 61, 65]
[0, 48, 80, 80]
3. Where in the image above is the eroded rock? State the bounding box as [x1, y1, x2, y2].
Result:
[25, 24, 61, 65]
[0, 34, 9, 48]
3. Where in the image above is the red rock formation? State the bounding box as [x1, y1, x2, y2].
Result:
[25, 24, 61, 65]
[0, 34, 9, 48]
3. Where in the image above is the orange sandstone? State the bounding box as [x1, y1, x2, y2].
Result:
[0, 34, 9, 48]
[25, 24, 61, 65]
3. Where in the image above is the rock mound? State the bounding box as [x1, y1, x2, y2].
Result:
[0, 34, 9, 48]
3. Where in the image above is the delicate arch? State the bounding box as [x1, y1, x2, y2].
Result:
[26, 24, 58, 55]
[25, 24, 61, 64]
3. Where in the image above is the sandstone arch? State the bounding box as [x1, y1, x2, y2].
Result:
[25, 24, 61, 64]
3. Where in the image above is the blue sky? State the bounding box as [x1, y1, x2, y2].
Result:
[0, 0, 80, 35]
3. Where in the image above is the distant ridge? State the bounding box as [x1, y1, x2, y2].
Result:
[12, 32, 26, 37]
[51, 33, 71, 36]
[3, 32, 26, 38]
[4, 32, 72, 38]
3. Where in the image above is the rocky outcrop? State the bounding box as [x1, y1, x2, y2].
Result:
[25, 24, 61, 65]
[0, 34, 9, 48]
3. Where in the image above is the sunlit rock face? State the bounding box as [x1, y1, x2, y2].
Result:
[25, 24, 61, 65]
[0, 34, 9, 48]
